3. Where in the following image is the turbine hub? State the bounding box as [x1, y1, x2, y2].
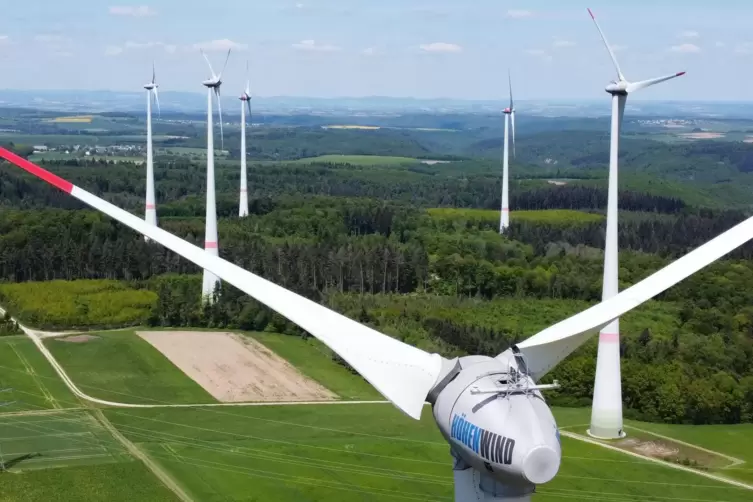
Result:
[239, 93, 250, 101]
[605, 81, 628, 95]
[202, 79, 221, 88]
[144, 83, 156, 90]
[503, 108, 512, 114]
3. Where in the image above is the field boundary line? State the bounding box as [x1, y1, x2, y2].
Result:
[624, 424, 746, 468]
[8, 339, 59, 409]
[90, 408, 195, 502]
[0, 407, 83, 417]
[561, 430, 753, 492]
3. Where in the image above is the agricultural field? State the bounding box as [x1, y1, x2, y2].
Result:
[0, 280, 157, 330]
[293, 154, 421, 165]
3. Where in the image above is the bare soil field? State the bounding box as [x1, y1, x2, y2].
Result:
[680, 132, 725, 140]
[57, 334, 101, 343]
[136, 331, 337, 402]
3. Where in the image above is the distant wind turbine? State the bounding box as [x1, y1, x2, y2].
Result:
[238, 61, 251, 218]
[500, 71, 516, 234]
[587, 7, 685, 440]
[143, 62, 160, 241]
[200, 48, 231, 302]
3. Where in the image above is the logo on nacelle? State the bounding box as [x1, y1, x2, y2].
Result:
[451, 414, 515, 465]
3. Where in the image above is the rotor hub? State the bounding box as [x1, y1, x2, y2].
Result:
[605, 81, 628, 95]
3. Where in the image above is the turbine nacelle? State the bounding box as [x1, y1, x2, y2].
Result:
[143, 83, 157, 91]
[432, 354, 560, 493]
[202, 78, 221, 89]
[239, 92, 251, 101]
[503, 107, 512, 114]
[605, 80, 629, 94]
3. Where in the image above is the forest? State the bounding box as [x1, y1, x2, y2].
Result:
[1, 117, 753, 426]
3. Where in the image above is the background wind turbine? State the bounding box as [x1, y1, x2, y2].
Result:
[4, 145, 753, 501]
[587, 7, 685, 440]
[200, 48, 231, 302]
[239, 61, 251, 218]
[499, 71, 516, 234]
[143, 63, 160, 241]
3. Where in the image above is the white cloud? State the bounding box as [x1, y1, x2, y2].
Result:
[193, 39, 248, 51]
[109, 5, 157, 17]
[362, 47, 378, 56]
[525, 49, 553, 62]
[507, 9, 533, 19]
[715, 41, 725, 48]
[295, 2, 304, 8]
[670, 43, 701, 53]
[735, 42, 753, 54]
[105, 45, 124, 56]
[292, 39, 341, 52]
[0, 35, 9, 42]
[678, 30, 700, 39]
[553, 39, 576, 48]
[419, 42, 462, 53]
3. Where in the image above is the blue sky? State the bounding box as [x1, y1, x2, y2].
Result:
[1, 1, 752, 100]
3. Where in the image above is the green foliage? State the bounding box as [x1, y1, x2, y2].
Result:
[292, 154, 421, 165]
[0, 280, 157, 330]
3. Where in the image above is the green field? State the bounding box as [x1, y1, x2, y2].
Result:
[100, 404, 753, 502]
[427, 208, 604, 226]
[0, 336, 75, 412]
[0, 280, 157, 330]
[293, 154, 421, 166]
[44, 331, 214, 405]
[159, 146, 228, 157]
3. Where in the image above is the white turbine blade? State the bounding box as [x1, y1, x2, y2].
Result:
[0, 147, 445, 420]
[511, 111, 516, 158]
[587, 8, 625, 82]
[218, 48, 231, 79]
[245, 59, 251, 95]
[626, 72, 686, 93]
[201, 49, 217, 78]
[152, 61, 156, 84]
[215, 88, 224, 151]
[246, 99, 252, 122]
[508, 70, 514, 109]
[515, 214, 753, 380]
[153, 88, 161, 118]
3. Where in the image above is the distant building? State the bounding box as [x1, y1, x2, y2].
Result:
[33, 145, 48, 152]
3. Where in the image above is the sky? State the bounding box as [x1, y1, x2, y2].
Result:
[1, 0, 753, 101]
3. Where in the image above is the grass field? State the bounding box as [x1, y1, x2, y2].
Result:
[0, 280, 157, 330]
[0, 336, 75, 412]
[427, 208, 604, 226]
[100, 404, 753, 502]
[44, 331, 214, 405]
[159, 146, 229, 157]
[293, 154, 421, 166]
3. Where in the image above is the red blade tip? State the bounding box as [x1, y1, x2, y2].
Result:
[587, 8, 595, 19]
[676, 71, 686, 76]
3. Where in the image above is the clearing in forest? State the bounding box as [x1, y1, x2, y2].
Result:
[136, 331, 337, 402]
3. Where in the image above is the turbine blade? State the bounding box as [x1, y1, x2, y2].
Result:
[201, 49, 217, 78]
[152, 61, 156, 84]
[218, 48, 231, 79]
[587, 8, 625, 81]
[153, 88, 161, 118]
[246, 99, 252, 123]
[508, 69, 513, 109]
[511, 111, 516, 158]
[626, 72, 686, 93]
[0, 146, 445, 420]
[515, 212, 753, 380]
[245, 59, 251, 95]
[215, 88, 224, 151]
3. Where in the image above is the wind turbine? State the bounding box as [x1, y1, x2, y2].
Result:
[200, 48, 231, 302]
[238, 61, 251, 218]
[143, 62, 160, 240]
[587, 7, 685, 440]
[5, 145, 753, 501]
[500, 71, 516, 234]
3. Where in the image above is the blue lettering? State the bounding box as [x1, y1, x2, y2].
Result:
[451, 415, 459, 439]
[474, 425, 481, 454]
[463, 420, 471, 448]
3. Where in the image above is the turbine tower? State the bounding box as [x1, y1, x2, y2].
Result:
[5, 143, 753, 502]
[587, 7, 685, 440]
[200, 48, 231, 302]
[143, 63, 160, 240]
[238, 61, 251, 218]
[499, 71, 516, 234]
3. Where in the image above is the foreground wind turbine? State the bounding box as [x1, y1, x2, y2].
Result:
[587, 7, 685, 440]
[143, 63, 160, 240]
[5, 147, 753, 501]
[238, 61, 251, 218]
[499, 71, 516, 234]
[200, 48, 231, 302]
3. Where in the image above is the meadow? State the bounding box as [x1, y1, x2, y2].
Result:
[293, 154, 422, 165]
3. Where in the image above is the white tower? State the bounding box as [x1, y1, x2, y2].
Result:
[500, 71, 515, 234]
[238, 62, 251, 218]
[200, 49, 230, 302]
[143, 63, 160, 240]
[587, 8, 685, 439]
